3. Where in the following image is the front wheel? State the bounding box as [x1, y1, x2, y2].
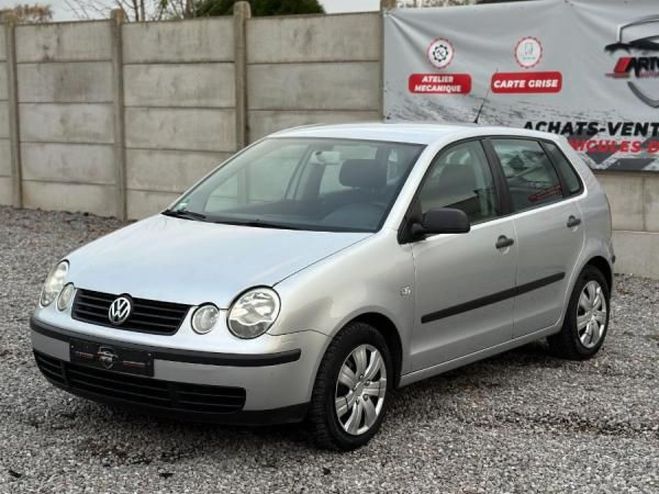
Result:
[548, 265, 610, 360]
[308, 322, 392, 451]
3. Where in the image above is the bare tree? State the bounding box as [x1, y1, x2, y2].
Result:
[63, 0, 186, 21]
[0, 3, 53, 22]
[160, 0, 195, 19]
[64, 0, 324, 21]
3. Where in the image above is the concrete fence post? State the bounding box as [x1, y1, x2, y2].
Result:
[233, 1, 251, 149]
[110, 9, 127, 220]
[4, 14, 22, 208]
[379, 0, 396, 119]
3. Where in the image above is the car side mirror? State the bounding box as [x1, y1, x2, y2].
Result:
[410, 208, 471, 238]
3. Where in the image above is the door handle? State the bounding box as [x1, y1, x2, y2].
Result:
[566, 215, 582, 228]
[495, 235, 515, 249]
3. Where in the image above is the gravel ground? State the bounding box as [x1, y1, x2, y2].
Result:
[0, 206, 657, 493]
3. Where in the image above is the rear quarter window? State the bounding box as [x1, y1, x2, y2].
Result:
[543, 141, 583, 196]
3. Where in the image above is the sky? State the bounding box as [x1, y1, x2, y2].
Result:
[321, 0, 380, 14]
[0, 0, 381, 21]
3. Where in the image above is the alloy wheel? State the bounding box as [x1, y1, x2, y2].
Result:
[334, 344, 387, 436]
[577, 280, 607, 349]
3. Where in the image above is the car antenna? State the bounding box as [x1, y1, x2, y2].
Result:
[473, 70, 495, 124]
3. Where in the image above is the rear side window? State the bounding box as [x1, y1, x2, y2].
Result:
[543, 142, 582, 195]
[491, 139, 563, 212]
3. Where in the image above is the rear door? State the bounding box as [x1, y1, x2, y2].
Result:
[485, 138, 585, 338]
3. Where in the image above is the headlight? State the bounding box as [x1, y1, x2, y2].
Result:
[40, 261, 69, 307]
[56, 283, 76, 312]
[191, 304, 220, 334]
[227, 287, 280, 339]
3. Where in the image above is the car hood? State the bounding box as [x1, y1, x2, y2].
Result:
[67, 215, 370, 308]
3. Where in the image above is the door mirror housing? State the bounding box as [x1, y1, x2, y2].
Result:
[410, 208, 471, 238]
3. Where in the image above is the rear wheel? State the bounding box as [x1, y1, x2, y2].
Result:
[308, 322, 392, 451]
[548, 265, 610, 360]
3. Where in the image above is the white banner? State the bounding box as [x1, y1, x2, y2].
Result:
[383, 0, 659, 171]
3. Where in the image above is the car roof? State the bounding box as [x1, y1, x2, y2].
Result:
[271, 121, 561, 146]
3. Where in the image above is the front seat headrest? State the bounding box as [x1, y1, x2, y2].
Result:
[339, 159, 387, 189]
[436, 163, 477, 194]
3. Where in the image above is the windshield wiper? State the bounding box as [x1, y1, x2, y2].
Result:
[214, 219, 302, 230]
[162, 208, 207, 221]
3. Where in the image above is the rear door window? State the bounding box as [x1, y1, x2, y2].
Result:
[491, 139, 563, 212]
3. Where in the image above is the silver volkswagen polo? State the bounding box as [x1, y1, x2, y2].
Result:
[31, 123, 614, 450]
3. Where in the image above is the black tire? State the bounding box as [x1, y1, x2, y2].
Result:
[548, 265, 610, 360]
[308, 321, 393, 451]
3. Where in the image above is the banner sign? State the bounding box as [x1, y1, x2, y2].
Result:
[383, 0, 659, 171]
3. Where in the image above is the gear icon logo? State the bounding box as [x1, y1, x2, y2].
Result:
[427, 38, 454, 69]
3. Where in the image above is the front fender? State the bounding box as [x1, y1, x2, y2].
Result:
[270, 229, 415, 371]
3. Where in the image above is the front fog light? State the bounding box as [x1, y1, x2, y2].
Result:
[228, 287, 280, 339]
[40, 261, 69, 307]
[56, 283, 75, 312]
[192, 304, 219, 334]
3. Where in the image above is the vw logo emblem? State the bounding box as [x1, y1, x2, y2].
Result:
[108, 296, 132, 325]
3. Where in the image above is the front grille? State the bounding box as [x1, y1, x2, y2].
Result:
[34, 352, 246, 414]
[72, 289, 190, 335]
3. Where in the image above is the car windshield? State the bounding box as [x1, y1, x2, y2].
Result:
[165, 137, 424, 232]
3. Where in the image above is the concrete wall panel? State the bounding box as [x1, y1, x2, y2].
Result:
[21, 143, 115, 185]
[0, 176, 11, 205]
[123, 19, 233, 64]
[249, 110, 380, 142]
[18, 62, 112, 103]
[127, 149, 228, 193]
[248, 14, 380, 64]
[127, 190, 180, 220]
[0, 26, 5, 61]
[612, 231, 659, 278]
[248, 62, 380, 111]
[125, 108, 235, 152]
[0, 139, 11, 176]
[0, 101, 8, 138]
[23, 181, 117, 216]
[643, 174, 659, 232]
[595, 173, 644, 231]
[16, 22, 111, 62]
[124, 64, 235, 108]
[20, 103, 114, 144]
[0, 63, 7, 100]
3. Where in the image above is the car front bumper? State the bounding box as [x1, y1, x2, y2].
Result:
[30, 316, 329, 425]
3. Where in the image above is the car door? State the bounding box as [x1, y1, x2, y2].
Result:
[486, 138, 585, 338]
[407, 140, 518, 372]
